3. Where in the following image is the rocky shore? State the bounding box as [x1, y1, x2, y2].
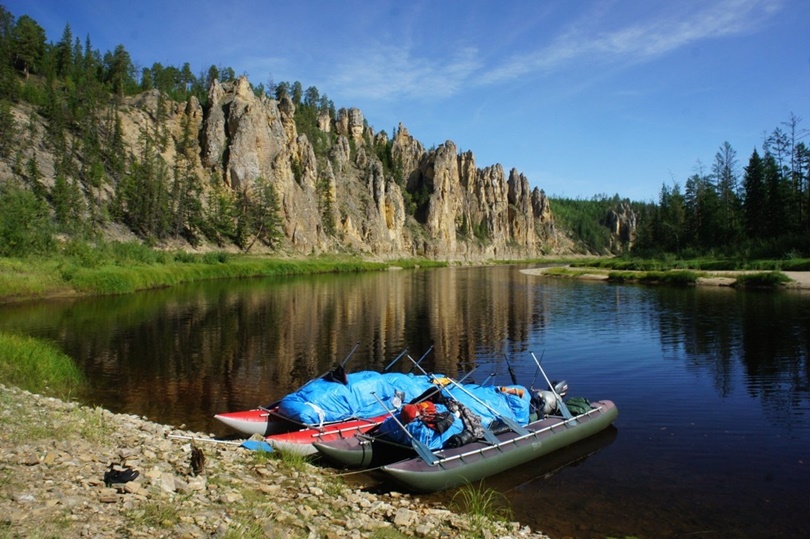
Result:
[0, 384, 551, 539]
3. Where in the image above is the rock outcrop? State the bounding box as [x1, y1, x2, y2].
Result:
[5, 75, 575, 259]
[605, 201, 637, 252]
[129, 76, 562, 259]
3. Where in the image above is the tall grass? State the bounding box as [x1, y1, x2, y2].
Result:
[0, 333, 85, 398]
[732, 271, 792, 288]
[573, 256, 810, 272]
[0, 239, 446, 300]
[451, 481, 513, 536]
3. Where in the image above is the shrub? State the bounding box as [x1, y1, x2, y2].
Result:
[733, 271, 791, 288]
[0, 183, 55, 256]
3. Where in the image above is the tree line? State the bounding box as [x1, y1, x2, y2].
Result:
[632, 117, 809, 259]
[0, 4, 807, 260]
[554, 120, 809, 260]
[0, 4, 349, 255]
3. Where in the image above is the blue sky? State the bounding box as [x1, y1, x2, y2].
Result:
[5, 0, 809, 201]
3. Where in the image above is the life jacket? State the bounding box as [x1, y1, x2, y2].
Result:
[498, 386, 525, 398]
[400, 401, 454, 433]
[400, 401, 437, 423]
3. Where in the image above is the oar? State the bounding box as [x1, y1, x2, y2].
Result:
[411, 366, 479, 405]
[530, 351, 575, 421]
[529, 349, 543, 390]
[405, 356, 504, 444]
[406, 345, 434, 374]
[262, 341, 361, 408]
[383, 348, 409, 371]
[340, 340, 361, 367]
[504, 354, 519, 386]
[169, 434, 273, 452]
[370, 392, 438, 465]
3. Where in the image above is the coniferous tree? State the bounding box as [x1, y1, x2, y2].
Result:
[254, 177, 283, 247]
[291, 81, 303, 105]
[51, 171, 85, 235]
[0, 98, 16, 158]
[742, 149, 766, 238]
[54, 23, 73, 78]
[0, 182, 54, 256]
[104, 44, 133, 98]
[0, 5, 19, 100]
[712, 141, 741, 245]
[203, 178, 237, 246]
[11, 15, 45, 78]
[763, 152, 788, 239]
[657, 182, 686, 253]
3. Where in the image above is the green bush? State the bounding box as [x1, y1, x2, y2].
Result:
[733, 271, 791, 288]
[203, 251, 230, 264]
[0, 183, 55, 256]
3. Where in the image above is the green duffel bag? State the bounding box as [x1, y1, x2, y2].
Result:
[564, 397, 591, 415]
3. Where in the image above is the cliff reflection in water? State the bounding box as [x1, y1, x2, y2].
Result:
[0, 267, 545, 431]
[2, 266, 807, 537]
[0, 266, 806, 436]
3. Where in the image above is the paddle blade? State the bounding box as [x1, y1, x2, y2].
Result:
[241, 440, 274, 452]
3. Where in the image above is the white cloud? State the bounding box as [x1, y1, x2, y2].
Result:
[478, 0, 781, 85]
[324, 0, 782, 103]
[328, 44, 482, 101]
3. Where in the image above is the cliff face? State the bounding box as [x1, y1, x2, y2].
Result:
[5, 76, 568, 259]
[604, 201, 637, 253]
[176, 76, 560, 259]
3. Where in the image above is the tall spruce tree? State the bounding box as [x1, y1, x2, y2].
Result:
[742, 149, 766, 238]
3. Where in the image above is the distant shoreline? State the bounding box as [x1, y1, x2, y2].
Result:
[520, 267, 810, 290]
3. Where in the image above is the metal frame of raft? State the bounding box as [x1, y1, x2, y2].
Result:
[431, 403, 604, 466]
[379, 399, 618, 493]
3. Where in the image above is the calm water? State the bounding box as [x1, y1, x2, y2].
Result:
[1, 266, 808, 538]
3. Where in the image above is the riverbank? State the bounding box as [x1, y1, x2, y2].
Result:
[520, 266, 810, 289]
[0, 249, 448, 305]
[0, 383, 551, 539]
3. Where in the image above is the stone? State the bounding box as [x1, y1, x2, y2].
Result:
[393, 507, 418, 527]
[0, 382, 552, 539]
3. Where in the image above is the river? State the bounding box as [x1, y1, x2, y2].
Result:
[1, 265, 807, 538]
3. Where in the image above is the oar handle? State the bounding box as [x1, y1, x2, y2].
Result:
[370, 391, 438, 465]
[530, 351, 574, 420]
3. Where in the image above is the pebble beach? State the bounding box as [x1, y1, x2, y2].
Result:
[0, 383, 552, 539]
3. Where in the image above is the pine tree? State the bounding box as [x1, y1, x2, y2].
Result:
[11, 15, 46, 78]
[742, 149, 766, 238]
[0, 99, 16, 158]
[55, 23, 73, 78]
[52, 172, 85, 235]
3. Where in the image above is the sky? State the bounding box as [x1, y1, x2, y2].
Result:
[5, 0, 809, 201]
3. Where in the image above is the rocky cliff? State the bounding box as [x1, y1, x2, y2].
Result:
[194, 76, 559, 260]
[4, 75, 569, 260]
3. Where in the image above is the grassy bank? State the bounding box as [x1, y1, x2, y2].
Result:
[0, 333, 85, 399]
[0, 240, 448, 303]
[539, 266, 795, 288]
[567, 256, 810, 272]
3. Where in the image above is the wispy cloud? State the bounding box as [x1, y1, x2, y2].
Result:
[330, 0, 782, 101]
[481, 0, 781, 84]
[328, 45, 481, 100]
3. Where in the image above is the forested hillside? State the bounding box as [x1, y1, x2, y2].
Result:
[0, 4, 807, 260]
[0, 5, 563, 260]
[631, 132, 809, 258]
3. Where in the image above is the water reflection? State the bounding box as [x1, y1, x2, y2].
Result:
[0, 266, 808, 537]
[0, 268, 807, 431]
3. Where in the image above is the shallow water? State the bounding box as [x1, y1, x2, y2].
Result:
[1, 266, 807, 538]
